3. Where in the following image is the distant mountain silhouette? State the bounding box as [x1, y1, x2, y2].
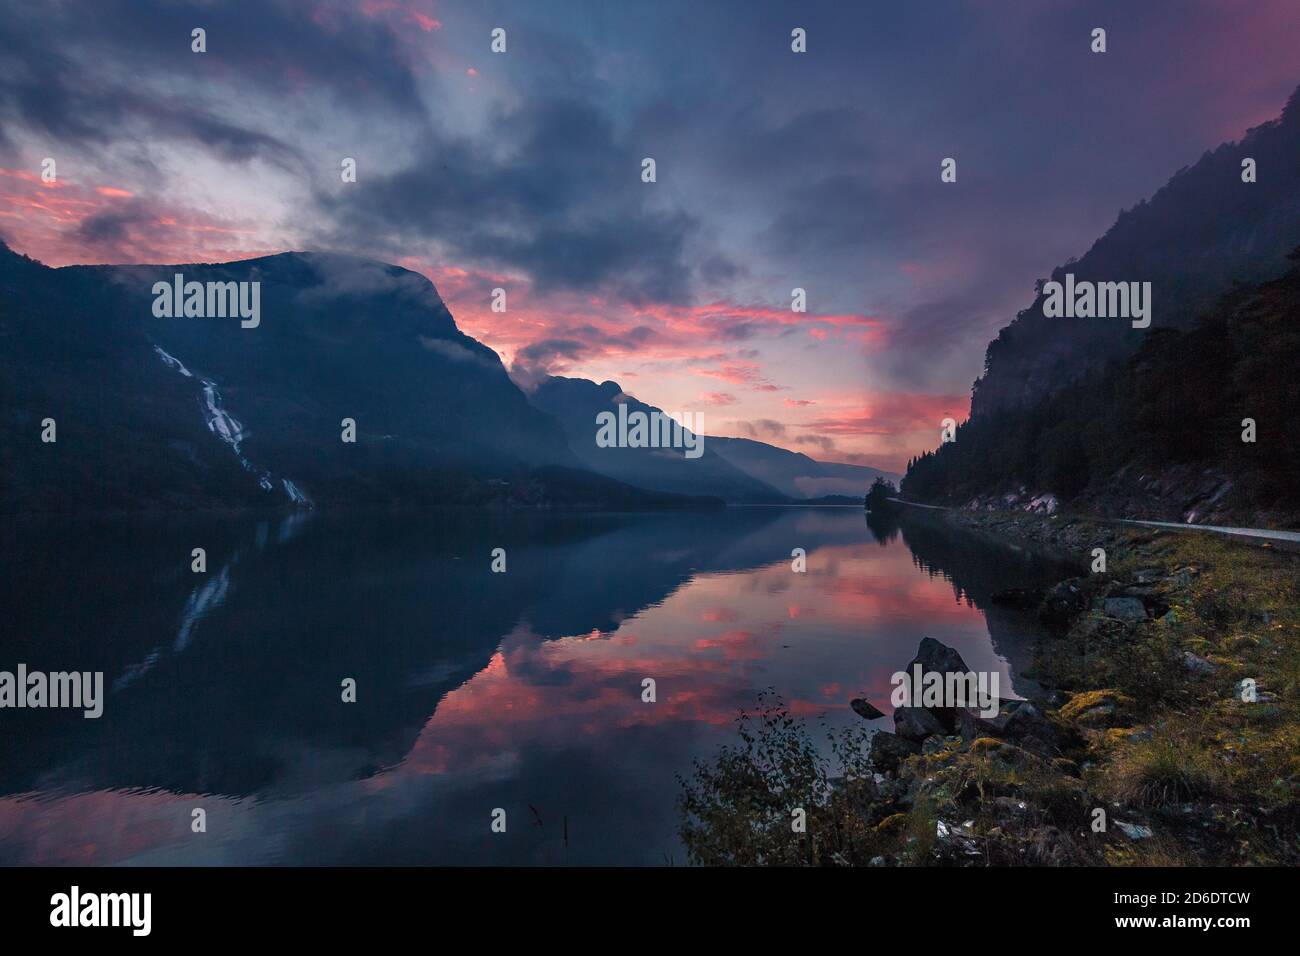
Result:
[708, 435, 899, 499]
[0, 242, 715, 512]
[531, 376, 898, 503]
[529, 376, 788, 503]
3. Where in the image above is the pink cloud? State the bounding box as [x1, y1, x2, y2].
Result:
[693, 361, 784, 391]
[699, 392, 738, 406]
[0, 167, 268, 266]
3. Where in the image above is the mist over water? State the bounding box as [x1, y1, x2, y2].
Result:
[0, 508, 1074, 865]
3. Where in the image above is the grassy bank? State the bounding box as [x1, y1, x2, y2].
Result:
[679, 510, 1300, 865]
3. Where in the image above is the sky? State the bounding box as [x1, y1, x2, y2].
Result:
[1, 0, 1298, 473]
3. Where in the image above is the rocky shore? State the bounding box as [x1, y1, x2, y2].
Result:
[840, 510, 1299, 865]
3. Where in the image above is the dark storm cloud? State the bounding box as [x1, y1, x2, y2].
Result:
[74, 206, 152, 244]
[1, 1, 708, 305]
[508, 321, 673, 385]
[508, 336, 593, 389]
[0, 0, 457, 183]
[174, 4, 712, 306]
[567, 324, 663, 350]
[313, 95, 700, 305]
[740, 419, 787, 441]
[792, 434, 836, 454]
[515, 338, 591, 366]
[0, 0, 426, 148]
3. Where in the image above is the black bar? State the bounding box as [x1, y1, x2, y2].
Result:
[0, 865, 1276, 942]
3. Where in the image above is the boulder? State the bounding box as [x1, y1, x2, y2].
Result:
[999, 701, 1060, 753]
[1118, 586, 1158, 600]
[1039, 578, 1087, 631]
[1100, 597, 1148, 622]
[1058, 689, 1135, 729]
[869, 730, 921, 774]
[893, 705, 947, 741]
[899, 637, 972, 732]
[850, 698, 885, 720]
[921, 735, 953, 755]
[931, 819, 985, 863]
[908, 636, 971, 676]
[1179, 650, 1219, 675]
[957, 707, 1007, 741]
[958, 700, 1059, 754]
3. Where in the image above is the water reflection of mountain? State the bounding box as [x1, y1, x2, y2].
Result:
[875, 508, 1082, 690]
[0, 507, 864, 798]
[1, 506, 1072, 801]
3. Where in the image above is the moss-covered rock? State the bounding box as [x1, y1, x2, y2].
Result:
[1059, 689, 1136, 728]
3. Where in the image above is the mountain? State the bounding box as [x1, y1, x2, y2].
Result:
[901, 84, 1300, 525]
[530, 375, 899, 502]
[972, 84, 1300, 418]
[903, 250, 1300, 525]
[529, 376, 788, 503]
[0, 241, 716, 513]
[707, 435, 899, 499]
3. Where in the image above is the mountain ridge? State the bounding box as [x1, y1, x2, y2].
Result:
[971, 83, 1300, 418]
[529, 374, 899, 503]
[0, 240, 719, 513]
[529, 375, 789, 503]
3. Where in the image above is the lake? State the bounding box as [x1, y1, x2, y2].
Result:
[0, 506, 1075, 865]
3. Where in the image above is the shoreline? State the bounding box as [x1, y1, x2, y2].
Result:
[890, 506, 1299, 865]
[681, 504, 1299, 865]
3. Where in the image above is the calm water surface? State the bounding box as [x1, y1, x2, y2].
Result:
[0, 507, 1074, 865]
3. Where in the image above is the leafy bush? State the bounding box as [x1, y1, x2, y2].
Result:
[677, 693, 882, 866]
